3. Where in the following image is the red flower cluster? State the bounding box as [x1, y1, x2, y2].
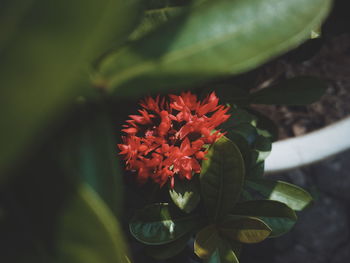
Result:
[118, 92, 230, 188]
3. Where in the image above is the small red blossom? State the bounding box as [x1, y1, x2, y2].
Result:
[118, 92, 230, 188]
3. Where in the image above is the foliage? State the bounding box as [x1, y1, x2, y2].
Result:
[0, 0, 334, 262]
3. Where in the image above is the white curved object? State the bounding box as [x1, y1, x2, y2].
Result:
[265, 116, 350, 173]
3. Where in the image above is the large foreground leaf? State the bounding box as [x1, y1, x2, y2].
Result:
[54, 183, 129, 263]
[0, 0, 143, 178]
[129, 203, 197, 245]
[96, 0, 332, 97]
[200, 136, 245, 221]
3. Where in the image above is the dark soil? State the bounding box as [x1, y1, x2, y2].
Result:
[251, 34, 350, 140]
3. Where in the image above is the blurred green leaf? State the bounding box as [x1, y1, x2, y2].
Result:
[219, 215, 271, 244]
[169, 177, 201, 213]
[0, 0, 143, 178]
[232, 200, 297, 237]
[54, 183, 130, 263]
[129, 203, 197, 245]
[96, 0, 332, 97]
[60, 104, 122, 216]
[200, 136, 245, 221]
[194, 225, 221, 259]
[129, 6, 186, 41]
[250, 76, 327, 105]
[245, 179, 313, 211]
[145, 232, 191, 260]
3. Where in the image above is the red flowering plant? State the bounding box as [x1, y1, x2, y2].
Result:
[118, 92, 230, 188]
[118, 90, 314, 263]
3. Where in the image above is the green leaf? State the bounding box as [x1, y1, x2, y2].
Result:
[205, 239, 239, 263]
[251, 135, 272, 163]
[61, 104, 123, 216]
[194, 225, 221, 259]
[232, 200, 297, 237]
[95, 0, 332, 97]
[248, 109, 279, 142]
[54, 183, 130, 263]
[245, 179, 313, 211]
[225, 131, 252, 170]
[219, 215, 271, 244]
[145, 232, 191, 260]
[250, 76, 327, 105]
[169, 177, 201, 213]
[129, 203, 197, 245]
[129, 6, 187, 41]
[0, 0, 143, 178]
[200, 136, 245, 221]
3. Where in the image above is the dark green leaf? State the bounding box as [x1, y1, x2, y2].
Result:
[61, 104, 122, 216]
[54, 183, 130, 263]
[205, 239, 239, 263]
[247, 109, 279, 142]
[245, 179, 313, 211]
[96, 0, 332, 97]
[145, 233, 191, 260]
[0, 0, 143, 178]
[250, 76, 327, 105]
[194, 225, 221, 259]
[246, 162, 265, 179]
[225, 131, 252, 169]
[169, 177, 201, 213]
[200, 136, 245, 221]
[232, 200, 297, 237]
[252, 135, 272, 163]
[219, 215, 271, 244]
[129, 203, 197, 245]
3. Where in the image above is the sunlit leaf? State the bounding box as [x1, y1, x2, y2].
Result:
[219, 215, 271, 244]
[232, 200, 297, 237]
[245, 179, 313, 211]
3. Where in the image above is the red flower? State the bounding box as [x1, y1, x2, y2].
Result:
[118, 92, 230, 188]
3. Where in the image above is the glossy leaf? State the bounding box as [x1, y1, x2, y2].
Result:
[200, 136, 245, 221]
[54, 183, 130, 263]
[232, 200, 297, 237]
[219, 215, 271, 244]
[145, 233, 191, 260]
[250, 76, 327, 105]
[245, 179, 313, 211]
[96, 0, 332, 97]
[129, 203, 197, 245]
[169, 177, 201, 213]
[194, 225, 221, 259]
[206, 239, 239, 263]
[0, 0, 143, 177]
